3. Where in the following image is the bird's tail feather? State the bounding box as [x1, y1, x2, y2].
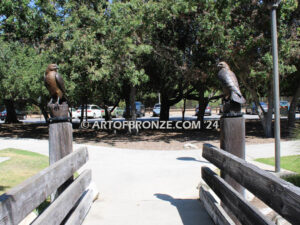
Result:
[232, 92, 246, 104]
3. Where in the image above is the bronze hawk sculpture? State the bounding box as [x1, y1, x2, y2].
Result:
[44, 64, 69, 120]
[44, 64, 67, 104]
[217, 61, 246, 114]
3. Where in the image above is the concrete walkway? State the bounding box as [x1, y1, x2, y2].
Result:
[0, 138, 299, 225]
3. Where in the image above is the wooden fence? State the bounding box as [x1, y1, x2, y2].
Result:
[200, 143, 300, 225]
[0, 147, 94, 225]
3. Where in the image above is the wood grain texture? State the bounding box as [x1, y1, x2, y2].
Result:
[220, 117, 245, 159]
[64, 189, 94, 225]
[200, 185, 235, 225]
[49, 122, 74, 199]
[49, 122, 73, 164]
[202, 167, 274, 225]
[32, 169, 92, 225]
[220, 116, 245, 195]
[203, 143, 300, 224]
[0, 147, 88, 225]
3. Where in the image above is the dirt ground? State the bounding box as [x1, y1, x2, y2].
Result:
[0, 120, 296, 150]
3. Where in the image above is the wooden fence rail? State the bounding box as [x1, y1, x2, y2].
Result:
[200, 143, 300, 225]
[0, 147, 92, 225]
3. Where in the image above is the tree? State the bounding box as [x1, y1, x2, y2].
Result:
[0, 0, 56, 122]
[0, 39, 49, 123]
[212, 0, 298, 137]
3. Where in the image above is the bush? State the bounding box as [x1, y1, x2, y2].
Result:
[282, 174, 300, 187]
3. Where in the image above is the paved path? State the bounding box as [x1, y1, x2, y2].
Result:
[0, 138, 299, 225]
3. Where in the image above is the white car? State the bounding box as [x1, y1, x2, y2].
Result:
[69, 108, 80, 119]
[77, 105, 104, 119]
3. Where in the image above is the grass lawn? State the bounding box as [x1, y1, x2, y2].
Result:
[0, 148, 49, 195]
[255, 155, 300, 187]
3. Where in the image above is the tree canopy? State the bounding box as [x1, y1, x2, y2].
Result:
[0, 0, 298, 135]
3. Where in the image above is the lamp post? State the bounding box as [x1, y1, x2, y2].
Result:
[267, 0, 281, 172]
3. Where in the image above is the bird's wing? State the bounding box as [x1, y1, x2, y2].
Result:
[55, 72, 66, 94]
[218, 69, 246, 104]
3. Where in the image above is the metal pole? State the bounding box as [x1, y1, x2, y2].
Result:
[270, 4, 281, 172]
[158, 92, 161, 104]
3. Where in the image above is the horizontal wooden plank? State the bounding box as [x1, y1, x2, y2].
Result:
[0, 147, 89, 225]
[32, 169, 92, 225]
[202, 143, 300, 224]
[199, 185, 235, 225]
[64, 188, 94, 225]
[202, 167, 274, 225]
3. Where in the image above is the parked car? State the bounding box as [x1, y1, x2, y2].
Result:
[280, 100, 290, 115]
[279, 100, 290, 110]
[76, 105, 104, 119]
[69, 108, 79, 119]
[152, 103, 161, 117]
[109, 106, 124, 118]
[195, 104, 212, 116]
[0, 109, 27, 121]
[246, 102, 268, 115]
[123, 101, 145, 118]
[0, 110, 6, 120]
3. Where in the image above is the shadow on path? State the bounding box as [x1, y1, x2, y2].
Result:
[154, 193, 212, 225]
[176, 157, 210, 164]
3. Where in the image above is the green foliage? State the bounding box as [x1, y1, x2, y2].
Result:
[0, 39, 49, 101]
[0, 0, 298, 125]
[283, 174, 300, 187]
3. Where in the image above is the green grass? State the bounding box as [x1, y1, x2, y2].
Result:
[0, 149, 79, 215]
[256, 155, 300, 187]
[0, 148, 49, 195]
[256, 155, 300, 173]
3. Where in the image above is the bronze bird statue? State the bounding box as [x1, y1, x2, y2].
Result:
[44, 64, 67, 105]
[217, 61, 245, 113]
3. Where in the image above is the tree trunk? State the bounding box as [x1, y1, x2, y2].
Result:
[239, 72, 274, 138]
[130, 85, 136, 121]
[288, 85, 300, 135]
[182, 98, 186, 122]
[259, 85, 274, 138]
[124, 90, 131, 119]
[85, 103, 88, 122]
[160, 92, 170, 121]
[80, 100, 85, 124]
[196, 86, 208, 130]
[104, 106, 112, 121]
[127, 85, 137, 134]
[4, 99, 18, 123]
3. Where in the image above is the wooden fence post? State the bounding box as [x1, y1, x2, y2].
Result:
[49, 122, 73, 163]
[220, 115, 245, 195]
[49, 121, 73, 199]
